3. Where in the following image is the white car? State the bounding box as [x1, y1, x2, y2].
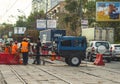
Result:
[86, 41, 112, 62]
[111, 44, 120, 61]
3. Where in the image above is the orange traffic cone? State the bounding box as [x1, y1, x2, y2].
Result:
[51, 52, 56, 61]
[94, 54, 99, 64]
[19, 59, 23, 64]
[94, 54, 105, 66]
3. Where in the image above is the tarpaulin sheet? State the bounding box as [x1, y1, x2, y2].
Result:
[0, 53, 20, 64]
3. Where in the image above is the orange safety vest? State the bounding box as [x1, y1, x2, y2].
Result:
[4, 46, 11, 54]
[21, 41, 29, 52]
[11, 44, 18, 54]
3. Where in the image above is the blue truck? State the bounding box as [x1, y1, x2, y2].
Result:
[55, 36, 87, 66]
[40, 29, 66, 43]
[40, 29, 87, 66]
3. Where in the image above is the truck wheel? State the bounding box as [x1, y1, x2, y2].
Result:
[68, 56, 81, 66]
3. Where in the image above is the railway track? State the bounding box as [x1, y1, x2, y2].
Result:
[37, 60, 120, 84]
[0, 60, 120, 84]
[77, 67, 120, 84]
[0, 64, 71, 84]
[9, 65, 28, 84]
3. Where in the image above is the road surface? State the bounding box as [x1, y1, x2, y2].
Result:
[0, 58, 120, 84]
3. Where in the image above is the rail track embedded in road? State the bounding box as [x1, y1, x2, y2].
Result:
[7, 65, 72, 84]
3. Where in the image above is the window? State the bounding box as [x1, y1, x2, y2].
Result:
[73, 40, 79, 47]
[61, 40, 71, 46]
[95, 42, 109, 49]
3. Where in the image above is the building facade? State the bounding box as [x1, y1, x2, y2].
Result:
[32, 0, 64, 13]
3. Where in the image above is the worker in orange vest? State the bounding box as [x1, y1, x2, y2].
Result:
[11, 41, 18, 55]
[20, 38, 30, 65]
[4, 42, 11, 54]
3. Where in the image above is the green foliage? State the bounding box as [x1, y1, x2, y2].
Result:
[0, 23, 14, 38]
[5, 10, 46, 41]
[65, 1, 78, 13]
[15, 16, 27, 27]
[97, 0, 120, 1]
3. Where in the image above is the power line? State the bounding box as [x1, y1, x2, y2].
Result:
[2, 0, 18, 18]
[24, 1, 32, 10]
[22, 1, 32, 14]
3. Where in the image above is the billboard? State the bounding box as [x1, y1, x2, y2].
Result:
[96, 2, 120, 21]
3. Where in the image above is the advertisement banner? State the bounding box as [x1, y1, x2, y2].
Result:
[96, 2, 120, 21]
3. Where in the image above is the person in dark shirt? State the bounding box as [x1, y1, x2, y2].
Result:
[32, 38, 41, 65]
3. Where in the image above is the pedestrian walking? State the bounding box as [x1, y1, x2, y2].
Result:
[20, 38, 30, 65]
[32, 38, 41, 65]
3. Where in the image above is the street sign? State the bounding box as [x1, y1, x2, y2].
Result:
[36, 19, 56, 30]
[36, 20, 46, 30]
[47, 20, 56, 28]
[81, 19, 88, 28]
[14, 27, 26, 34]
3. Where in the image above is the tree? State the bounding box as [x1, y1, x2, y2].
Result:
[26, 10, 45, 29]
[57, 0, 120, 42]
[0, 23, 14, 38]
[14, 10, 46, 42]
[57, 0, 81, 36]
[15, 16, 27, 27]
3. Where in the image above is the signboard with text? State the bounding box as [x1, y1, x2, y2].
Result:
[36, 19, 56, 30]
[14, 27, 26, 34]
[81, 19, 88, 28]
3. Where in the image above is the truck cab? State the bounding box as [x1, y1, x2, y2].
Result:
[55, 36, 87, 66]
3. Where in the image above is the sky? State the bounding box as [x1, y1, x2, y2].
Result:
[0, 0, 32, 24]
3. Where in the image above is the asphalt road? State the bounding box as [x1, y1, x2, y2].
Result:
[0, 58, 120, 84]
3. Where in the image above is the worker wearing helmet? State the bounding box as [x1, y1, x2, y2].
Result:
[20, 38, 30, 65]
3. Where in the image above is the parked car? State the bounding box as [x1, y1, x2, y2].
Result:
[111, 44, 120, 61]
[86, 41, 112, 62]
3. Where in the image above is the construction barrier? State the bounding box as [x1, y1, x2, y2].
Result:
[41, 50, 49, 55]
[41, 45, 49, 55]
[94, 54, 105, 66]
[0, 53, 20, 65]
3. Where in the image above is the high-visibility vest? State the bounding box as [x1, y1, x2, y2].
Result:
[21, 41, 29, 52]
[11, 44, 18, 54]
[4, 46, 11, 54]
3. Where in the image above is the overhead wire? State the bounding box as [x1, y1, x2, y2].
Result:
[2, 0, 18, 18]
[23, 1, 32, 11]
[1, 0, 32, 23]
[22, 1, 32, 16]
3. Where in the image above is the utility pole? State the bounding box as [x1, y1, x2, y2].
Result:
[46, 0, 48, 29]
[78, 0, 82, 36]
